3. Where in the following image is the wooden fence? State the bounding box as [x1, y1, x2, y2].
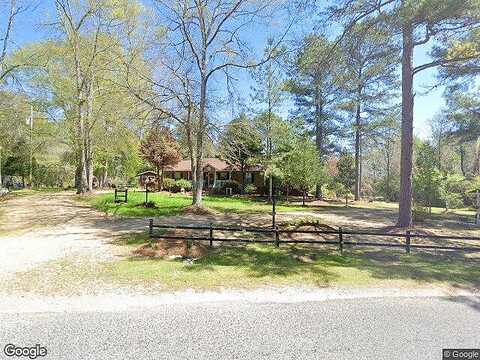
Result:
[148, 221, 480, 254]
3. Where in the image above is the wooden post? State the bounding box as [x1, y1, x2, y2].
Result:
[114, 188, 117, 202]
[272, 193, 276, 229]
[209, 223, 213, 247]
[275, 225, 280, 247]
[338, 226, 343, 253]
[149, 219, 153, 237]
[406, 230, 411, 254]
[145, 187, 149, 204]
[125, 188, 128, 203]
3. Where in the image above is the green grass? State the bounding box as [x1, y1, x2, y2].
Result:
[86, 192, 309, 217]
[100, 244, 480, 290]
[9, 234, 479, 293]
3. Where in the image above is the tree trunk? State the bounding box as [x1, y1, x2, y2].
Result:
[160, 167, 164, 190]
[193, 76, 207, 206]
[354, 103, 361, 201]
[267, 102, 273, 203]
[315, 84, 324, 199]
[386, 147, 391, 201]
[397, 20, 414, 228]
[459, 145, 466, 177]
[476, 191, 480, 225]
[241, 163, 245, 195]
[302, 191, 306, 206]
[268, 175, 273, 202]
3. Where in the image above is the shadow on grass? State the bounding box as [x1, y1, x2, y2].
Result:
[182, 245, 480, 287]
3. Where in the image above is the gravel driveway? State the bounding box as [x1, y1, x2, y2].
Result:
[0, 192, 137, 276]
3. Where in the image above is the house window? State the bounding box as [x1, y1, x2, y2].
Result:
[245, 172, 253, 184]
[174, 172, 181, 179]
[217, 172, 229, 180]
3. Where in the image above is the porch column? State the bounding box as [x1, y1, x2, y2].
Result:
[213, 169, 217, 188]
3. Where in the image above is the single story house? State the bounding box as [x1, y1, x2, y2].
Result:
[138, 158, 265, 190]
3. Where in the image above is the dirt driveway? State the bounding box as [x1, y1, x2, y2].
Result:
[0, 192, 167, 276]
[0, 191, 273, 277]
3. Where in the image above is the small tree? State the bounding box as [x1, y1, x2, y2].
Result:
[279, 140, 323, 206]
[439, 174, 466, 211]
[413, 142, 442, 215]
[336, 154, 355, 206]
[140, 127, 181, 190]
[220, 114, 262, 193]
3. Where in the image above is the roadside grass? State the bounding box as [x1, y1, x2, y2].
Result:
[7, 234, 479, 294]
[86, 191, 309, 217]
[100, 244, 479, 290]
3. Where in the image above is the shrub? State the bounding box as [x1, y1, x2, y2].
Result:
[244, 184, 257, 194]
[174, 179, 192, 192]
[221, 180, 241, 194]
[413, 203, 429, 223]
[162, 178, 176, 191]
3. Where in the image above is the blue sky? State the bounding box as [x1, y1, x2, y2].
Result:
[8, 1, 444, 139]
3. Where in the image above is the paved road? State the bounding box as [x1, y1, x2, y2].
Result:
[1, 296, 478, 360]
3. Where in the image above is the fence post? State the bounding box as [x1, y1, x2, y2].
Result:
[406, 230, 411, 254]
[338, 226, 343, 253]
[275, 225, 280, 247]
[114, 188, 117, 202]
[125, 188, 128, 203]
[209, 223, 214, 247]
[272, 193, 276, 229]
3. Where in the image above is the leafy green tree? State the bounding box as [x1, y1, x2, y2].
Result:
[286, 35, 345, 199]
[439, 174, 466, 210]
[140, 127, 182, 190]
[336, 154, 356, 206]
[330, 0, 480, 226]
[413, 142, 442, 215]
[250, 42, 285, 201]
[220, 114, 263, 193]
[340, 22, 399, 201]
[279, 139, 324, 206]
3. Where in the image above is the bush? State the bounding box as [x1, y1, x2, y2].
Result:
[174, 179, 192, 192]
[244, 184, 257, 194]
[162, 178, 176, 191]
[221, 180, 241, 194]
[413, 203, 429, 223]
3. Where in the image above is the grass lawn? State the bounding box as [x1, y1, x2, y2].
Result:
[86, 191, 310, 216]
[8, 232, 479, 294]
[101, 238, 480, 290]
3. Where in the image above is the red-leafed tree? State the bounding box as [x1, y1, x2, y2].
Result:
[140, 127, 181, 190]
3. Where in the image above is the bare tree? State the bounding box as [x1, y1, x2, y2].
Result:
[0, 0, 28, 82]
[128, 0, 290, 207]
[54, 0, 134, 193]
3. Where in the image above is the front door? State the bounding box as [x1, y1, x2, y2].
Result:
[203, 172, 213, 187]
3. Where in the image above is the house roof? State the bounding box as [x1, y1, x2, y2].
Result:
[138, 170, 157, 176]
[163, 158, 263, 172]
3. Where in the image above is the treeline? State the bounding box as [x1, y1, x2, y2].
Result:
[1, 0, 480, 226]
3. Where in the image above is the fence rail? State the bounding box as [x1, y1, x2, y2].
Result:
[114, 188, 128, 203]
[148, 221, 480, 254]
